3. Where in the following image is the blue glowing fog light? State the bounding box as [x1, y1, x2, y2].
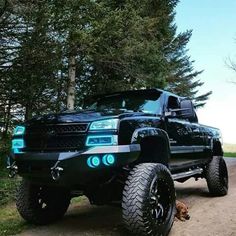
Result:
[13, 126, 25, 136]
[102, 154, 115, 166]
[87, 156, 100, 168]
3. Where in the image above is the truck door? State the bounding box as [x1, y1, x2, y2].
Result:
[180, 99, 207, 158]
[165, 96, 194, 153]
[165, 96, 206, 169]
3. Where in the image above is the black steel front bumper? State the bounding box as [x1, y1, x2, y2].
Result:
[13, 144, 140, 187]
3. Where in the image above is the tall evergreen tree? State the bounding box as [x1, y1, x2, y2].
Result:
[73, 0, 211, 107]
[0, 0, 212, 133]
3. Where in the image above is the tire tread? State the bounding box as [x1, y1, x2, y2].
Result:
[206, 156, 228, 196]
[122, 163, 175, 235]
[16, 179, 70, 225]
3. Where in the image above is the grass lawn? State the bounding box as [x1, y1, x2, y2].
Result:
[0, 169, 83, 236]
[0, 170, 21, 205]
[224, 152, 236, 157]
[0, 204, 28, 236]
[0, 169, 28, 236]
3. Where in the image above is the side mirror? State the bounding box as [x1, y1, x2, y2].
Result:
[180, 99, 198, 122]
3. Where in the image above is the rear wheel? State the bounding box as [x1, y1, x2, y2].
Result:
[122, 163, 175, 236]
[16, 179, 71, 225]
[206, 156, 228, 196]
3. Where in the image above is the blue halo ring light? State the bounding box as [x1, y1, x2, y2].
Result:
[102, 154, 115, 166]
[87, 156, 100, 168]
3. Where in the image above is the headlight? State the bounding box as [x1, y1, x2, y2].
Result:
[13, 126, 25, 135]
[89, 119, 119, 130]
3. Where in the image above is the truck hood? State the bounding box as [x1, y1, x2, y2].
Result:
[26, 109, 153, 125]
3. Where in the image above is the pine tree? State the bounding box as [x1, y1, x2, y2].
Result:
[0, 0, 211, 125]
[75, 0, 211, 107]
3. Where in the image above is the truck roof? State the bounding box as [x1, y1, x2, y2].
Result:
[92, 88, 184, 100]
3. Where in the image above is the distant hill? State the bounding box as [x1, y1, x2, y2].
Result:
[223, 143, 236, 153]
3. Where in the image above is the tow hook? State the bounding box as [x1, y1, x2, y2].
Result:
[51, 161, 64, 181]
[7, 162, 18, 178]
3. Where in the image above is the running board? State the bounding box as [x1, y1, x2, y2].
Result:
[172, 168, 203, 181]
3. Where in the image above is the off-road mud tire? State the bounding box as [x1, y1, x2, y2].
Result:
[16, 179, 70, 225]
[122, 163, 175, 236]
[206, 156, 228, 196]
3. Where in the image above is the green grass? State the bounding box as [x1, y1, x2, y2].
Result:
[0, 170, 21, 206]
[0, 204, 28, 236]
[224, 152, 236, 157]
[71, 196, 84, 204]
[0, 169, 26, 235]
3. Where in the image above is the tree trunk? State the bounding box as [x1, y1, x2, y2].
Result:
[56, 70, 63, 113]
[3, 98, 11, 137]
[67, 55, 76, 110]
[2, 91, 14, 138]
[25, 103, 32, 121]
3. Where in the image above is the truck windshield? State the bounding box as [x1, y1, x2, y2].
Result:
[86, 90, 162, 114]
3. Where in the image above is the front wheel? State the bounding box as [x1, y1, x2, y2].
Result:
[16, 179, 71, 225]
[205, 156, 228, 196]
[122, 163, 176, 236]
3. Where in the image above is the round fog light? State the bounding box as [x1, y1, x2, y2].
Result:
[102, 154, 115, 166]
[87, 156, 100, 168]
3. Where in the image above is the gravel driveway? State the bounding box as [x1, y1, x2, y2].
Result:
[20, 158, 236, 236]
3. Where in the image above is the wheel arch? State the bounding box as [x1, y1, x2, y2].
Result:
[131, 127, 170, 166]
[212, 140, 223, 156]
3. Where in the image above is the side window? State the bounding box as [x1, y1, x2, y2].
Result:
[167, 96, 180, 111]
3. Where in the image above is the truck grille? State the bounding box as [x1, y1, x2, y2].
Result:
[24, 123, 88, 151]
[27, 123, 88, 135]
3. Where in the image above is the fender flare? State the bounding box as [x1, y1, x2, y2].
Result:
[131, 127, 170, 145]
[211, 139, 223, 156]
[131, 127, 171, 165]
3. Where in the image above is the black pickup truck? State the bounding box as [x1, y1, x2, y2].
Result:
[10, 88, 228, 236]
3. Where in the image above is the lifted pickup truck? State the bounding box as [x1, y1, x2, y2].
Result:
[10, 88, 228, 236]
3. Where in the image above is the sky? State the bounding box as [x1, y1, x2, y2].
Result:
[175, 0, 236, 144]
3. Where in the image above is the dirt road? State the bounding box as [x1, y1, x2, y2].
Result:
[20, 158, 236, 236]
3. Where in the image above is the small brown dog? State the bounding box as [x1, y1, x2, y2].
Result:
[175, 200, 190, 221]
